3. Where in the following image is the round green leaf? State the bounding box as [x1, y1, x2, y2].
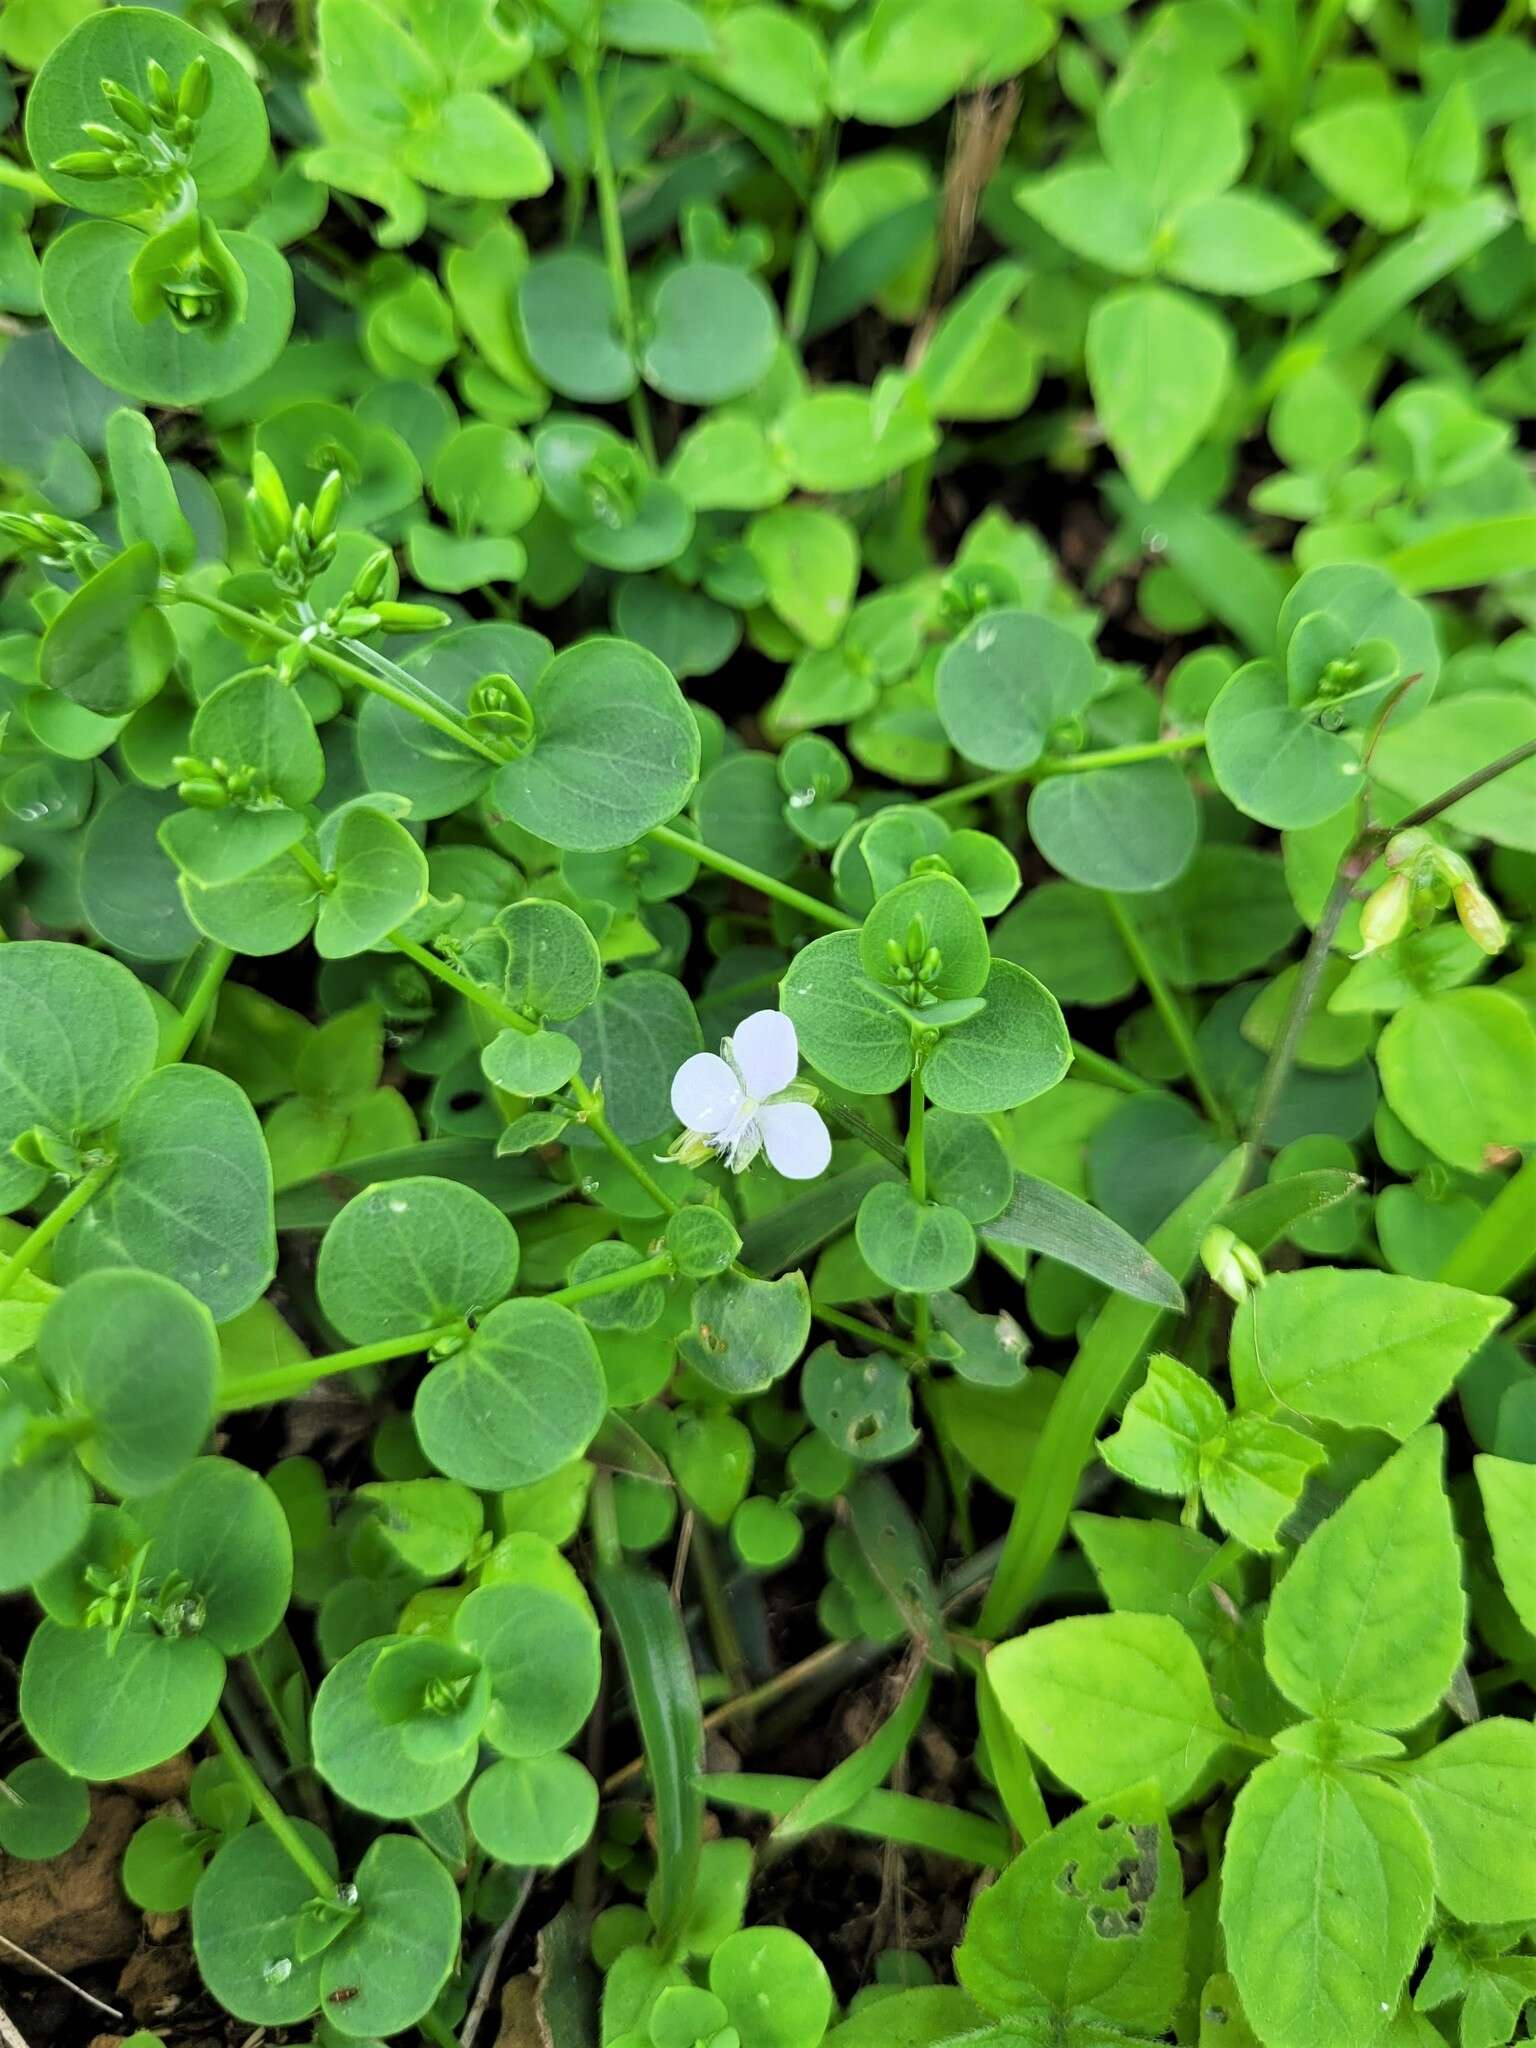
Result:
[923, 959, 1070, 1114]
[0, 1757, 90, 1860]
[463, 898, 603, 1024]
[42, 223, 293, 407]
[40, 1268, 217, 1497]
[317, 1176, 519, 1343]
[192, 1820, 334, 2026]
[519, 252, 636, 403]
[492, 639, 700, 851]
[80, 785, 198, 962]
[710, 1928, 833, 2048]
[856, 1180, 976, 1290]
[1206, 660, 1360, 830]
[801, 1341, 917, 1463]
[54, 1062, 276, 1324]
[39, 541, 176, 717]
[357, 622, 549, 821]
[21, 1619, 225, 1779]
[416, 1298, 606, 1491]
[936, 611, 1098, 771]
[642, 261, 779, 405]
[861, 871, 990, 1003]
[481, 1026, 582, 1097]
[453, 1581, 602, 1757]
[27, 8, 269, 215]
[313, 1638, 479, 1819]
[1027, 758, 1198, 893]
[1378, 989, 1536, 1176]
[781, 931, 914, 1096]
[678, 1268, 812, 1397]
[190, 671, 325, 808]
[320, 1832, 462, 2039]
[0, 940, 158, 1213]
[467, 1752, 600, 1866]
[135, 1457, 294, 1655]
[564, 970, 702, 1143]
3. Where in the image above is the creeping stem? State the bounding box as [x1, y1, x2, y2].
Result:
[0, 1154, 117, 1301]
[1103, 892, 1232, 1134]
[906, 1070, 933, 1358]
[166, 583, 504, 763]
[573, 54, 656, 467]
[207, 1706, 337, 1901]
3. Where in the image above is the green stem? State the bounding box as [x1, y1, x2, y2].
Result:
[1103, 893, 1231, 1135]
[168, 584, 503, 764]
[1242, 855, 1362, 1181]
[0, 1154, 116, 1300]
[815, 1304, 926, 1364]
[390, 933, 681, 1215]
[576, 54, 656, 468]
[546, 1249, 675, 1309]
[647, 823, 855, 932]
[785, 122, 835, 340]
[208, 1707, 336, 1901]
[590, 1468, 622, 1569]
[906, 1071, 933, 1358]
[1069, 1039, 1151, 1095]
[218, 1322, 466, 1413]
[926, 732, 1206, 813]
[165, 943, 233, 1061]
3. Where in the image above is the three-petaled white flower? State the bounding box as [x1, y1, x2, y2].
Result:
[668, 1010, 831, 1181]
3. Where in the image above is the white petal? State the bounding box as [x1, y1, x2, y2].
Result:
[730, 1009, 798, 1099]
[758, 1101, 831, 1181]
[671, 1052, 743, 1134]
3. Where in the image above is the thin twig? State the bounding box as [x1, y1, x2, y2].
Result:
[459, 1873, 535, 2048]
[1385, 735, 1536, 834]
[0, 1934, 123, 2022]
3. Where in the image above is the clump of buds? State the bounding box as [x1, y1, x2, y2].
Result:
[1354, 826, 1508, 959]
[50, 55, 211, 185]
[885, 915, 943, 1008]
[1201, 1226, 1265, 1305]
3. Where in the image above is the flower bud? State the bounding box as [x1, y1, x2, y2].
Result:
[371, 600, 452, 632]
[99, 79, 153, 133]
[351, 549, 394, 605]
[79, 120, 128, 149]
[1353, 870, 1411, 957]
[145, 58, 175, 116]
[178, 55, 212, 120]
[249, 450, 292, 544]
[1201, 1225, 1265, 1305]
[1383, 827, 1435, 873]
[50, 147, 121, 179]
[1452, 880, 1508, 956]
[311, 468, 344, 542]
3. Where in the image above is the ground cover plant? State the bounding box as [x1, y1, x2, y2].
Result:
[1, 2, 1535, 2046]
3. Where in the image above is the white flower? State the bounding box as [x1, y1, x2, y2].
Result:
[668, 1010, 830, 1181]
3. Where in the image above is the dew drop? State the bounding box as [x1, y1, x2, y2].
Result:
[787, 788, 816, 810]
[263, 1957, 293, 1985]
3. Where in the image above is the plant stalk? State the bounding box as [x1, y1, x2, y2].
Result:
[0, 1155, 116, 1300]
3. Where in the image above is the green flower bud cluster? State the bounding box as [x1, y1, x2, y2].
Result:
[172, 752, 274, 811]
[0, 510, 106, 579]
[50, 55, 211, 185]
[885, 915, 944, 1007]
[1356, 826, 1508, 959]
